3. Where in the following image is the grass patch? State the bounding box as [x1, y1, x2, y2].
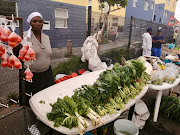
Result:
[6, 91, 19, 105]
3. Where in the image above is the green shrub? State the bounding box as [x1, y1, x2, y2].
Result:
[52, 56, 88, 78]
[100, 48, 130, 63]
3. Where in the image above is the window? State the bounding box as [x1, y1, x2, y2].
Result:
[153, 15, 156, 21]
[144, 0, 149, 11]
[165, 11, 167, 18]
[173, 2, 175, 8]
[167, 0, 170, 6]
[112, 17, 118, 27]
[55, 8, 68, 28]
[133, 0, 138, 7]
[151, 3, 154, 10]
[159, 18, 161, 23]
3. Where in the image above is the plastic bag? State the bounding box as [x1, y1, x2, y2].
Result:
[24, 67, 33, 83]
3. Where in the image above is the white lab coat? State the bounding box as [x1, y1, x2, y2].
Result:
[142, 32, 152, 56]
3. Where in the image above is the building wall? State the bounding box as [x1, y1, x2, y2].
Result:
[153, 4, 165, 24]
[154, 0, 177, 13]
[16, 0, 86, 48]
[163, 10, 174, 25]
[125, 0, 155, 21]
[153, 3, 174, 25]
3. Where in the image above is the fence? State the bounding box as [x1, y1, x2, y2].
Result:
[93, 16, 174, 44]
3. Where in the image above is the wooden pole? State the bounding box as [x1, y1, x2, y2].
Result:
[67, 40, 72, 56]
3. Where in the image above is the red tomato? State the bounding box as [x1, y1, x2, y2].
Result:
[19, 47, 28, 56]
[0, 44, 5, 52]
[25, 75, 32, 81]
[28, 48, 35, 57]
[1, 53, 9, 61]
[24, 55, 30, 61]
[63, 76, 68, 80]
[1, 27, 11, 36]
[67, 75, 72, 79]
[18, 54, 24, 61]
[71, 73, 78, 78]
[0, 35, 9, 42]
[24, 68, 32, 76]
[9, 55, 18, 64]
[24, 44, 29, 50]
[60, 77, 64, 81]
[8, 41, 17, 48]
[78, 69, 85, 75]
[30, 55, 36, 60]
[8, 32, 18, 42]
[1, 61, 8, 68]
[17, 35, 22, 44]
[7, 62, 13, 68]
[55, 79, 61, 83]
[14, 61, 22, 69]
[0, 51, 5, 56]
[54, 80, 59, 83]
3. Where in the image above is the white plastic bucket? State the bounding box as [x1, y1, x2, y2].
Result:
[114, 119, 139, 135]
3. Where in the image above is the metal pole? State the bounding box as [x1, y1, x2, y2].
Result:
[18, 18, 25, 106]
[128, 16, 133, 48]
[175, 24, 180, 47]
[87, 0, 92, 36]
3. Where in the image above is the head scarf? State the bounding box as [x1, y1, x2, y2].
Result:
[26, 12, 43, 38]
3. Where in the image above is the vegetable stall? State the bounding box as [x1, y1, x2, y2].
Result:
[30, 58, 151, 135]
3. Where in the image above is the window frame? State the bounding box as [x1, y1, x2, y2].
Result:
[133, 0, 138, 8]
[54, 8, 68, 29]
[144, 0, 149, 11]
[112, 17, 118, 27]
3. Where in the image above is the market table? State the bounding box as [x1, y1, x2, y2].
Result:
[149, 76, 180, 122]
[30, 69, 149, 135]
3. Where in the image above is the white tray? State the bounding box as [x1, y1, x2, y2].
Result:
[149, 76, 180, 91]
[30, 70, 149, 135]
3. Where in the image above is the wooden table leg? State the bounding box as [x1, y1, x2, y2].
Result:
[153, 90, 163, 122]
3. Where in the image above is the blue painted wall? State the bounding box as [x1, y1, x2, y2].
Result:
[125, 0, 155, 21]
[163, 10, 174, 25]
[153, 4, 165, 24]
[16, 0, 86, 48]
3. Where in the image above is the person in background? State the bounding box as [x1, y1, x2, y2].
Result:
[173, 30, 178, 44]
[110, 26, 117, 42]
[24, 12, 54, 106]
[152, 29, 165, 58]
[142, 27, 153, 56]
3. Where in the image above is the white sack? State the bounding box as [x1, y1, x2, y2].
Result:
[81, 35, 107, 71]
[132, 100, 150, 129]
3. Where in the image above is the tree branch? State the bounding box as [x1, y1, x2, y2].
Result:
[109, 7, 121, 12]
